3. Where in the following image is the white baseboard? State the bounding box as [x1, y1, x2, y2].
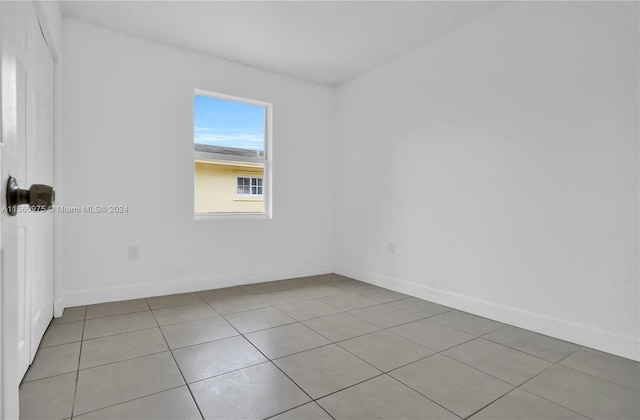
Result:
[335, 265, 640, 362]
[62, 265, 333, 308]
[53, 297, 65, 318]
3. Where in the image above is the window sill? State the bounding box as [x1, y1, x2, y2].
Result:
[234, 198, 264, 202]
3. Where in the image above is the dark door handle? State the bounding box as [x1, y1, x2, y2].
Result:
[6, 176, 55, 216]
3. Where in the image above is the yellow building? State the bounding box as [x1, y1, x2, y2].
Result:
[194, 144, 265, 214]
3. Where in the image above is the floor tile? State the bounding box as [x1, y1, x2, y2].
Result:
[241, 280, 290, 294]
[246, 323, 330, 359]
[388, 297, 452, 317]
[320, 293, 378, 311]
[52, 306, 86, 324]
[208, 294, 269, 315]
[339, 330, 433, 372]
[74, 386, 201, 420]
[274, 344, 381, 399]
[40, 320, 84, 347]
[19, 372, 76, 420]
[86, 298, 149, 319]
[190, 362, 309, 419]
[390, 354, 512, 418]
[277, 277, 322, 289]
[313, 273, 349, 284]
[173, 335, 267, 383]
[318, 375, 458, 420]
[356, 287, 409, 303]
[430, 310, 504, 336]
[259, 289, 310, 306]
[298, 285, 345, 298]
[559, 347, 640, 391]
[303, 312, 379, 342]
[390, 318, 474, 351]
[271, 402, 331, 420]
[80, 328, 168, 369]
[83, 311, 156, 339]
[349, 304, 420, 328]
[24, 283, 639, 420]
[23, 342, 80, 382]
[152, 302, 218, 326]
[521, 364, 640, 420]
[443, 338, 551, 385]
[74, 352, 184, 415]
[225, 307, 295, 333]
[161, 316, 238, 349]
[470, 388, 587, 420]
[197, 286, 249, 301]
[331, 280, 377, 293]
[276, 299, 342, 321]
[146, 292, 204, 309]
[484, 326, 580, 362]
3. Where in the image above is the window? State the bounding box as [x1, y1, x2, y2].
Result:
[194, 90, 272, 217]
[237, 177, 263, 196]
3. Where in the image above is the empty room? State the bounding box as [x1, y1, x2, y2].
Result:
[1, 1, 638, 419]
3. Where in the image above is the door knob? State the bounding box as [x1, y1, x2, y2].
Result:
[6, 176, 55, 216]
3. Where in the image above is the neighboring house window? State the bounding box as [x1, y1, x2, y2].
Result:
[194, 90, 272, 217]
[237, 177, 263, 196]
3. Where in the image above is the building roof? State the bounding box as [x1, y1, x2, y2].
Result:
[195, 143, 264, 157]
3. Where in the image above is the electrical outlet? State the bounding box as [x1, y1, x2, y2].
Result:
[387, 242, 395, 254]
[128, 245, 139, 259]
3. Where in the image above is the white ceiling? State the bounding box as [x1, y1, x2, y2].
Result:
[60, 1, 504, 86]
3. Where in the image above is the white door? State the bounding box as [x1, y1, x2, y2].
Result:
[21, 0, 55, 370]
[1, 0, 55, 414]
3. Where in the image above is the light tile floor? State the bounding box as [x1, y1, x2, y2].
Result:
[19, 274, 640, 419]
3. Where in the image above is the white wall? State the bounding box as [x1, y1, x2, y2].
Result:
[334, 2, 639, 360]
[61, 19, 335, 305]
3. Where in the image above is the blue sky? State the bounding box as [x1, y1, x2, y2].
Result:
[194, 95, 265, 151]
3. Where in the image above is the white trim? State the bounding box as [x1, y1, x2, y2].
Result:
[194, 212, 270, 221]
[194, 89, 272, 109]
[61, 265, 333, 307]
[335, 265, 640, 362]
[33, 1, 64, 320]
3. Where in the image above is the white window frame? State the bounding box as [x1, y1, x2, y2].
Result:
[194, 89, 273, 220]
[236, 176, 263, 197]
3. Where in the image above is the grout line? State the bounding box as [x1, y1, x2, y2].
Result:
[461, 384, 516, 419]
[69, 385, 188, 419]
[555, 362, 640, 392]
[316, 403, 337, 420]
[480, 335, 578, 364]
[34, 337, 83, 350]
[213, 312, 323, 417]
[156, 313, 221, 328]
[183, 359, 273, 387]
[149, 304, 206, 420]
[511, 358, 597, 420]
[68, 307, 87, 419]
[84, 308, 151, 321]
[76, 347, 170, 372]
[267, 342, 335, 363]
[436, 352, 521, 386]
[473, 336, 560, 364]
[264, 401, 336, 420]
[510, 388, 595, 420]
[83, 325, 159, 341]
[384, 373, 462, 419]
[309, 371, 388, 404]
